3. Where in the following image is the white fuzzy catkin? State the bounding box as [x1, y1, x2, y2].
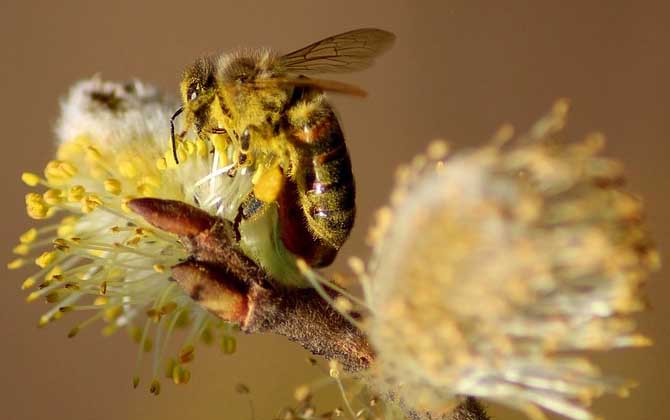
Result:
[366, 102, 659, 420]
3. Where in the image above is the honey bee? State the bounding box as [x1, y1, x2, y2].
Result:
[173, 28, 395, 267]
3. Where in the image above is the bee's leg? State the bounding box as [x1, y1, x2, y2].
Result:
[232, 193, 266, 242]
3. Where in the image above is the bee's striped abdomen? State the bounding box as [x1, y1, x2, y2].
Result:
[285, 92, 356, 257]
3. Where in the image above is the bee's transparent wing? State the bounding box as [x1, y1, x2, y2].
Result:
[279, 28, 395, 74]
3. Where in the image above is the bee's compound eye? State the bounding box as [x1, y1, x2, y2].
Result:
[187, 85, 199, 102]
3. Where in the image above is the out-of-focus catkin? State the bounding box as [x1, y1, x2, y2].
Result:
[365, 101, 659, 420]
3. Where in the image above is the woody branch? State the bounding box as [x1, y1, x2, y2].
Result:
[128, 197, 489, 420]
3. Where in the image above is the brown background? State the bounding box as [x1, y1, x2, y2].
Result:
[1, 1, 668, 419]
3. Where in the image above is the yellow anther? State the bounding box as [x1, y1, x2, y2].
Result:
[21, 277, 36, 290]
[426, 140, 450, 160]
[81, 194, 103, 213]
[44, 161, 65, 183]
[53, 238, 69, 250]
[126, 235, 141, 246]
[185, 141, 197, 155]
[103, 306, 123, 322]
[118, 160, 138, 179]
[100, 324, 117, 336]
[21, 172, 41, 186]
[121, 196, 134, 213]
[67, 326, 80, 338]
[7, 258, 25, 270]
[333, 296, 353, 313]
[59, 161, 78, 177]
[25, 192, 49, 219]
[89, 163, 107, 180]
[104, 178, 122, 195]
[26, 201, 49, 219]
[179, 345, 195, 364]
[221, 335, 237, 354]
[195, 138, 208, 157]
[46, 290, 66, 303]
[25, 192, 42, 204]
[38, 315, 51, 327]
[163, 149, 178, 168]
[19, 228, 38, 244]
[68, 185, 86, 202]
[149, 379, 161, 396]
[172, 365, 191, 385]
[45, 207, 57, 219]
[156, 157, 168, 171]
[45, 266, 62, 281]
[57, 223, 75, 237]
[72, 135, 92, 147]
[13, 244, 30, 256]
[94, 296, 109, 306]
[294, 385, 311, 402]
[153, 264, 165, 273]
[143, 339, 153, 353]
[136, 183, 155, 197]
[61, 215, 78, 225]
[86, 145, 102, 160]
[141, 175, 160, 188]
[56, 141, 81, 160]
[176, 146, 188, 164]
[26, 291, 41, 303]
[43, 189, 64, 205]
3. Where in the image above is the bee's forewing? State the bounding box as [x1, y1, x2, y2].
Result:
[279, 28, 395, 75]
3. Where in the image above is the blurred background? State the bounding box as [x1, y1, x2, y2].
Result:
[1, 1, 668, 419]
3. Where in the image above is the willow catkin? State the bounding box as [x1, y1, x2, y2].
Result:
[366, 102, 659, 420]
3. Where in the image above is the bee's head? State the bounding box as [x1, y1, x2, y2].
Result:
[180, 56, 217, 133]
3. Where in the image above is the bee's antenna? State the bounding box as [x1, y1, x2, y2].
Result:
[170, 106, 184, 164]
